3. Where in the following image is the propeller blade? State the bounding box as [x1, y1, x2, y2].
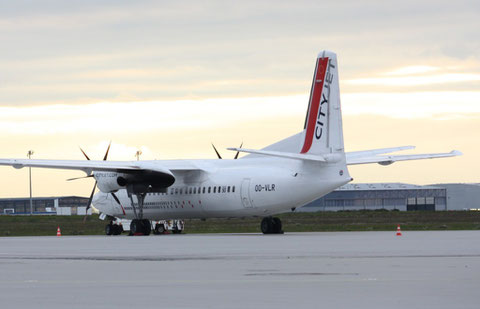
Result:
[103, 141, 112, 161]
[83, 181, 97, 223]
[234, 142, 243, 159]
[86, 181, 97, 212]
[111, 192, 121, 205]
[111, 192, 126, 215]
[66, 175, 94, 181]
[79, 147, 91, 160]
[211, 143, 222, 159]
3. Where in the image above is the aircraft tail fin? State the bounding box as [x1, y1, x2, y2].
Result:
[300, 51, 344, 155]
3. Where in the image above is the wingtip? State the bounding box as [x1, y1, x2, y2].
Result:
[451, 150, 463, 156]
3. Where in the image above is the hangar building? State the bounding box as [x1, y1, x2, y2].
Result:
[0, 196, 90, 215]
[298, 183, 447, 212]
[432, 183, 480, 211]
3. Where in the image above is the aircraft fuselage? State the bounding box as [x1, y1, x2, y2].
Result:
[93, 157, 350, 220]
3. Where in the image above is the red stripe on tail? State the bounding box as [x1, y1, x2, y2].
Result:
[300, 57, 329, 154]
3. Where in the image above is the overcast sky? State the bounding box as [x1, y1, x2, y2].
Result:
[0, 0, 479, 197]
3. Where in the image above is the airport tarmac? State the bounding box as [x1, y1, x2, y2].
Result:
[0, 231, 479, 309]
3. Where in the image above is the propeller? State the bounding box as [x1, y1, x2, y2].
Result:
[66, 175, 94, 181]
[211, 143, 222, 159]
[78, 142, 111, 222]
[234, 142, 243, 159]
[211, 142, 243, 159]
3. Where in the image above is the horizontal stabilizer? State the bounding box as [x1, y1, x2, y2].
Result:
[227, 147, 328, 162]
[347, 146, 415, 158]
[346, 150, 462, 166]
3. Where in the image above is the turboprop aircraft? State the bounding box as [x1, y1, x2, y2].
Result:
[0, 51, 461, 235]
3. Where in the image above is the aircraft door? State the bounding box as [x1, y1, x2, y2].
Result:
[240, 178, 253, 208]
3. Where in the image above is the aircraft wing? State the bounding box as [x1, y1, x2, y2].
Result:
[346, 148, 462, 166]
[0, 158, 181, 178]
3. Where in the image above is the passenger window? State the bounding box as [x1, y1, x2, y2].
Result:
[233, 186, 235, 193]
[202, 187, 206, 194]
[193, 187, 196, 194]
[208, 187, 211, 193]
[227, 186, 230, 193]
[218, 186, 221, 193]
[213, 187, 216, 193]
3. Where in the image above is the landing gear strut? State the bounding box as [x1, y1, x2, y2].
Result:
[261, 217, 283, 234]
[127, 186, 151, 236]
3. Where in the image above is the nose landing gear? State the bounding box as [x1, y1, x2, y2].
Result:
[261, 217, 283, 234]
[105, 221, 123, 235]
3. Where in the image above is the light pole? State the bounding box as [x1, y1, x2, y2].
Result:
[135, 150, 142, 161]
[27, 150, 34, 215]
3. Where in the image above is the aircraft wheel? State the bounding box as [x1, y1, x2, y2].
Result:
[130, 219, 141, 235]
[142, 219, 152, 235]
[261, 217, 273, 234]
[105, 223, 113, 236]
[272, 217, 283, 234]
[112, 225, 122, 235]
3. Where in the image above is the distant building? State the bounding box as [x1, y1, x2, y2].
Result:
[0, 196, 90, 215]
[431, 183, 480, 211]
[298, 183, 447, 212]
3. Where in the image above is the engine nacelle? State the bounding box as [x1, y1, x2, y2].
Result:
[94, 170, 175, 193]
[95, 172, 127, 193]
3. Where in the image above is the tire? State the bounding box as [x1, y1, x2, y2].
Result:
[130, 220, 140, 234]
[272, 217, 283, 234]
[112, 225, 122, 235]
[261, 217, 273, 234]
[142, 219, 151, 236]
[105, 224, 113, 236]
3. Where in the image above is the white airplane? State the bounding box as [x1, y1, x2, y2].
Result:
[0, 51, 461, 235]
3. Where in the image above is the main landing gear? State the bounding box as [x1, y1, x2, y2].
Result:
[261, 217, 283, 234]
[130, 219, 151, 236]
[127, 187, 151, 236]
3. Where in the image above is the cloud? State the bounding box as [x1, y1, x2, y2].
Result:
[342, 91, 480, 118]
[347, 73, 480, 86]
[384, 66, 440, 76]
[0, 95, 308, 135]
[1, 0, 479, 107]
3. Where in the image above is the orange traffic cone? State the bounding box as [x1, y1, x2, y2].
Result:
[56, 226, 62, 237]
[396, 224, 402, 236]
